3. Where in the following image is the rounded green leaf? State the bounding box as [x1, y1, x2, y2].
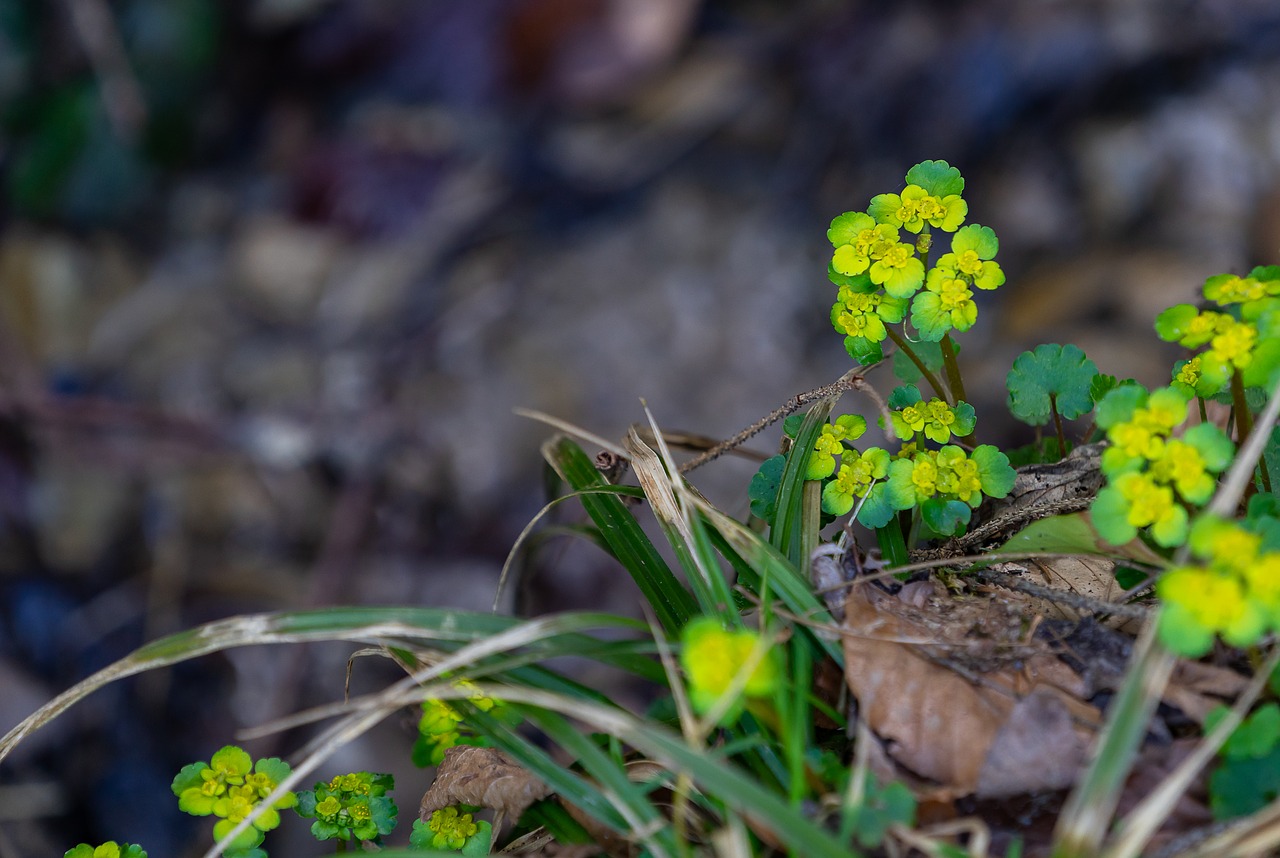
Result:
[1091, 486, 1137, 546]
[1153, 303, 1203, 344]
[748, 455, 786, 524]
[952, 402, 977, 437]
[887, 384, 923, 410]
[1156, 604, 1216, 658]
[1006, 343, 1099, 425]
[821, 478, 855, 517]
[905, 160, 965, 198]
[909, 291, 953, 342]
[971, 445, 1014, 499]
[855, 482, 896, 529]
[951, 224, 998, 259]
[1095, 383, 1148, 429]
[844, 335, 884, 366]
[1182, 422, 1235, 472]
[827, 211, 875, 247]
[921, 497, 971, 537]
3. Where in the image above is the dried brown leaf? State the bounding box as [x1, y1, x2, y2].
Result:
[419, 745, 552, 822]
[841, 585, 1098, 798]
[976, 687, 1089, 798]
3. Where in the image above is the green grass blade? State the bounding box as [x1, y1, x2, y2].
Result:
[0, 607, 652, 766]
[697, 502, 842, 664]
[771, 401, 834, 565]
[625, 425, 739, 618]
[544, 436, 697, 633]
[463, 685, 860, 858]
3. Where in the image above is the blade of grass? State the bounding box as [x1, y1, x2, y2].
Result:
[0, 608, 652, 765]
[697, 500, 842, 664]
[335, 682, 862, 858]
[771, 400, 834, 567]
[1054, 375, 1280, 857]
[544, 435, 697, 633]
[627, 419, 739, 619]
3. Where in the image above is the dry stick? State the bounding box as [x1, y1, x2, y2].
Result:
[677, 367, 867, 474]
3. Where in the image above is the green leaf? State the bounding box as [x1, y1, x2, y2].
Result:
[1090, 486, 1138, 547]
[1222, 703, 1280, 760]
[892, 339, 949, 385]
[844, 335, 884, 366]
[995, 512, 1166, 567]
[1210, 743, 1280, 819]
[782, 414, 805, 438]
[855, 483, 896, 529]
[905, 160, 964, 197]
[845, 773, 917, 849]
[544, 437, 696, 633]
[171, 761, 206, 797]
[971, 445, 1015, 500]
[460, 820, 494, 856]
[828, 211, 875, 247]
[1154, 303, 1202, 344]
[887, 384, 923, 410]
[748, 455, 786, 525]
[1095, 383, 1148, 430]
[1006, 343, 1099, 426]
[921, 497, 971, 537]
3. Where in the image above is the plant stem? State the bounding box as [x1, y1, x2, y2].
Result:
[884, 327, 948, 403]
[1049, 394, 1067, 456]
[939, 333, 967, 405]
[1197, 396, 1208, 424]
[1230, 370, 1272, 494]
[1231, 370, 1254, 445]
[876, 514, 909, 570]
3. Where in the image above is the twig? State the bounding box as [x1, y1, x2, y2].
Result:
[678, 367, 869, 474]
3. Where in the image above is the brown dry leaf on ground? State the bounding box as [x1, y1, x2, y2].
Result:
[419, 745, 552, 822]
[841, 582, 1099, 799]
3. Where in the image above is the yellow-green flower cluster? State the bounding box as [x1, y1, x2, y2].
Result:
[64, 844, 146, 858]
[830, 276, 908, 344]
[296, 771, 397, 844]
[911, 225, 1005, 342]
[801, 384, 1011, 535]
[1155, 266, 1280, 394]
[883, 443, 1015, 535]
[679, 616, 781, 723]
[413, 681, 504, 767]
[826, 160, 996, 365]
[806, 414, 868, 480]
[171, 745, 297, 851]
[829, 211, 925, 298]
[1091, 385, 1234, 547]
[868, 182, 967, 234]
[424, 807, 480, 851]
[886, 385, 976, 444]
[1157, 516, 1280, 656]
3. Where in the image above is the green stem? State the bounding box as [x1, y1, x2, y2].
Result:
[884, 327, 948, 403]
[1197, 396, 1208, 424]
[1228, 370, 1271, 495]
[1231, 370, 1254, 446]
[875, 514, 909, 570]
[1049, 394, 1068, 457]
[939, 334, 967, 405]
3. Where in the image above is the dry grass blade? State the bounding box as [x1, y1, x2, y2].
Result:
[1103, 646, 1280, 858]
[1054, 376, 1280, 857]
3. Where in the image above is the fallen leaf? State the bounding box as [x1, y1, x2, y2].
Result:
[841, 584, 1098, 797]
[976, 687, 1088, 798]
[420, 745, 552, 822]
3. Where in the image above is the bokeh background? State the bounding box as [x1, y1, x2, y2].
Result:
[3, 0, 1280, 853]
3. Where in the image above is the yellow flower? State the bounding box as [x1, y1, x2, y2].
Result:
[680, 617, 780, 718]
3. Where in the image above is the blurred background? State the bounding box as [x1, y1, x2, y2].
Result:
[2, 0, 1280, 853]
